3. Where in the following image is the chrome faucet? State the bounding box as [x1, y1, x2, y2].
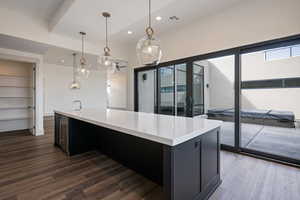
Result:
[73, 100, 82, 111]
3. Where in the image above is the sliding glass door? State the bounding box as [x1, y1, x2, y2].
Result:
[193, 55, 236, 147]
[192, 63, 205, 116]
[158, 66, 175, 115]
[241, 44, 300, 162]
[135, 35, 300, 166]
[175, 64, 187, 116]
[157, 64, 188, 116]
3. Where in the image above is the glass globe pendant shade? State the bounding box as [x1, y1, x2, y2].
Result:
[78, 56, 91, 78]
[98, 46, 113, 68]
[77, 32, 91, 79]
[98, 55, 113, 68]
[136, 27, 162, 66]
[70, 53, 81, 90]
[78, 67, 91, 78]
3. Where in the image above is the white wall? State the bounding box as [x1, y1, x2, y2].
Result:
[242, 52, 300, 80]
[127, 0, 300, 110]
[43, 64, 107, 115]
[107, 69, 128, 109]
[156, 0, 300, 63]
[138, 70, 156, 113]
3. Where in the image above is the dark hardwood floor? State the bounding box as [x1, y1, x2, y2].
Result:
[0, 116, 299, 200]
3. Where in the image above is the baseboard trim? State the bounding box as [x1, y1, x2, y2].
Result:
[44, 113, 54, 117]
[35, 130, 44, 136]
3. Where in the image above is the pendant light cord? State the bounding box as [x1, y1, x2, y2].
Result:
[148, 0, 151, 28]
[72, 53, 76, 80]
[106, 16, 108, 48]
[81, 34, 84, 57]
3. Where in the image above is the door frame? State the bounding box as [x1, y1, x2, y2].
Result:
[0, 48, 44, 136]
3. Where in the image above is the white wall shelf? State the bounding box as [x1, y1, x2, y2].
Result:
[0, 117, 32, 122]
[0, 74, 30, 78]
[0, 86, 33, 88]
[0, 106, 33, 110]
[0, 97, 33, 99]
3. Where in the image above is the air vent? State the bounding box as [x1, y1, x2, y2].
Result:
[169, 16, 179, 21]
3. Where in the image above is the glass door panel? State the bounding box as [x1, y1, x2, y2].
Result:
[175, 64, 187, 116]
[158, 66, 175, 115]
[193, 63, 205, 116]
[194, 55, 235, 147]
[137, 69, 156, 113]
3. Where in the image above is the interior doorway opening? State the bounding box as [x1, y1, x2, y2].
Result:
[0, 59, 35, 134]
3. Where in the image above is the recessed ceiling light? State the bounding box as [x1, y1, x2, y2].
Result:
[61, 59, 65, 63]
[127, 30, 133, 34]
[155, 16, 162, 21]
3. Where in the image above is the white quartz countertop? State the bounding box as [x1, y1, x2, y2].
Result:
[54, 109, 222, 146]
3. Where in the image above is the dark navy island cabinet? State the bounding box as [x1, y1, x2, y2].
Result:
[55, 113, 221, 200]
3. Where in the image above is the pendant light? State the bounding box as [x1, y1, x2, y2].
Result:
[136, 0, 162, 66]
[70, 53, 80, 89]
[78, 32, 91, 78]
[99, 12, 113, 68]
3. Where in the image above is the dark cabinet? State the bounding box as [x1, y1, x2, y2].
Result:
[55, 115, 98, 156]
[54, 114, 69, 155]
[201, 130, 220, 192]
[173, 138, 201, 200]
[165, 128, 220, 200]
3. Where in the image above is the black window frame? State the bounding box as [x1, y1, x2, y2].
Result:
[242, 77, 300, 89]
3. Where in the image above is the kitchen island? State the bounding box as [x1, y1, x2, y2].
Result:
[54, 109, 222, 200]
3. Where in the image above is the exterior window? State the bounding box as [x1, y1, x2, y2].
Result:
[265, 47, 291, 61]
[265, 45, 300, 61]
[292, 45, 300, 57]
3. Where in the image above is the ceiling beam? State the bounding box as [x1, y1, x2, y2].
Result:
[48, 0, 76, 32]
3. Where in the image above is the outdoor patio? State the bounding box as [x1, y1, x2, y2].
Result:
[220, 122, 300, 160]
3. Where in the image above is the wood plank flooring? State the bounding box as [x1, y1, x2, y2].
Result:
[0, 116, 299, 200]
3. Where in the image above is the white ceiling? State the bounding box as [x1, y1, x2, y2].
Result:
[52, 0, 175, 43]
[50, 0, 245, 44]
[1, 0, 245, 45]
[43, 46, 99, 68]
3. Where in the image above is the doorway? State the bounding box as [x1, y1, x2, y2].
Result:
[0, 59, 35, 134]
